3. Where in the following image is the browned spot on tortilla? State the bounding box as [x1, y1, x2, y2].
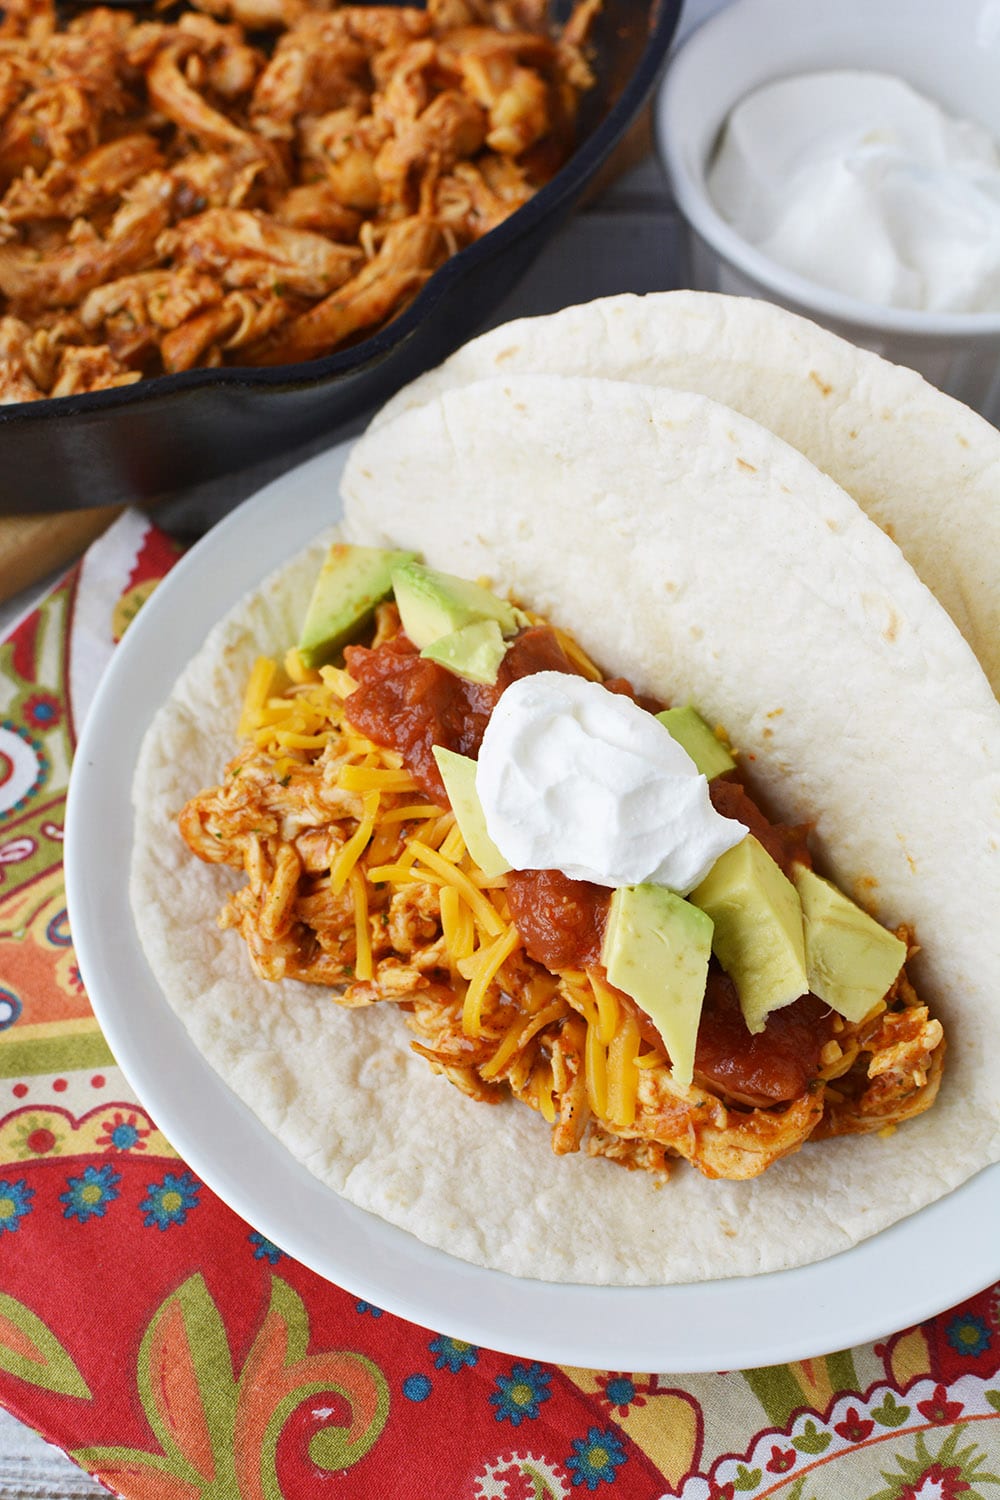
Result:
[958, 434, 970, 448]
[513, 401, 527, 413]
[848, 429, 858, 439]
[494, 344, 521, 364]
[897, 833, 917, 874]
[719, 1221, 737, 1238]
[762, 727, 773, 739]
[825, 518, 839, 532]
[884, 522, 896, 540]
[854, 874, 879, 900]
[809, 370, 833, 396]
[884, 608, 900, 643]
[736, 457, 757, 473]
[766, 707, 784, 718]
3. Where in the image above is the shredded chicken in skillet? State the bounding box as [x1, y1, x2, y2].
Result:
[178, 602, 946, 1183]
[0, 0, 595, 398]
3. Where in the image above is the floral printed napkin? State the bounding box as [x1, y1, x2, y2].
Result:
[0, 513, 997, 1499]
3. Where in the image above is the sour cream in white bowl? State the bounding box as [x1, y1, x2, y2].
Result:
[656, 0, 1000, 423]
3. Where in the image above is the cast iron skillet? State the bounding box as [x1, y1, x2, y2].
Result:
[0, 0, 682, 513]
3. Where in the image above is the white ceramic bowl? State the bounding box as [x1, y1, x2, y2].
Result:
[655, 0, 1000, 424]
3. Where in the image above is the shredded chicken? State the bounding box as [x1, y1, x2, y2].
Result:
[0, 0, 594, 393]
[179, 608, 946, 1184]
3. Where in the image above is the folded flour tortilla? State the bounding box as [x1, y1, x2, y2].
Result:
[132, 373, 1000, 1286]
[374, 291, 1000, 696]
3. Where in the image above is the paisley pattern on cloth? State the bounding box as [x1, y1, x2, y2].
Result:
[0, 514, 997, 1499]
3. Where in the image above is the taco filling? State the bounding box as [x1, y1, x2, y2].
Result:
[178, 548, 945, 1183]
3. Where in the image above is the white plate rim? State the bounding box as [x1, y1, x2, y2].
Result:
[65, 438, 1000, 1372]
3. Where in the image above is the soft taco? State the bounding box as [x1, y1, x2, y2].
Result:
[373, 291, 1000, 696]
[131, 372, 1000, 1287]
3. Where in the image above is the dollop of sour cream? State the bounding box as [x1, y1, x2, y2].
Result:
[708, 70, 1000, 314]
[476, 672, 747, 892]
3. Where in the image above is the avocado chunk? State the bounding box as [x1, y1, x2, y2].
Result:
[431, 746, 511, 878]
[690, 836, 808, 1034]
[601, 884, 714, 1088]
[655, 706, 736, 780]
[793, 865, 907, 1022]
[391, 560, 526, 649]
[421, 619, 509, 685]
[298, 543, 416, 668]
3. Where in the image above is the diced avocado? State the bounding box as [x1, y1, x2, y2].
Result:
[421, 619, 509, 685]
[601, 884, 714, 1088]
[793, 865, 907, 1023]
[431, 746, 511, 878]
[298, 543, 416, 668]
[391, 560, 526, 649]
[690, 836, 808, 1034]
[655, 706, 736, 780]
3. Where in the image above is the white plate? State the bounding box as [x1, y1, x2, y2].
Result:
[65, 439, 1000, 1372]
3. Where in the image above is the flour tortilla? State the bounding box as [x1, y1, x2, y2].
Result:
[132, 375, 1000, 1286]
[374, 291, 1000, 696]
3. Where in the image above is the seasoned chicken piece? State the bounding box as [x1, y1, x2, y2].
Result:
[188, 0, 309, 30]
[374, 88, 486, 205]
[0, 56, 39, 134]
[250, 19, 370, 139]
[0, 364, 42, 402]
[160, 207, 362, 296]
[482, 65, 548, 154]
[334, 7, 430, 55]
[81, 268, 221, 332]
[161, 287, 290, 370]
[169, 149, 267, 216]
[80, 267, 222, 364]
[369, 39, 440, 131]
[0, 0, 56, 43]
[435, 155, 530, 238]
[271, 181, 361, 239]
[0, 315, 48, 399]
[819, 1002, 946, 1135]
[0, 81, 98, 185]
[0, 313, 58, 388]
[299, 108, 389, 212]
[241, 215, 443, 364]
[0, 170, 174, 311]
[147, 33, 271, 160]
[1, 134, 163, 224]
[386, 882, 441, 956]
[49, 343, 141, 396]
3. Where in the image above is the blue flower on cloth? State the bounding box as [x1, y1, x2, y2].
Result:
[490, 1362, 552, 1425]
[0, 1179, 33, 1233]
[566, 1426, 627, 1490]
[60, 1165, 120, 1223]
[248, 1230, 283, 1264]
[947, 1312, 992, 1357]
[139, 1171, 200, 1230]
[429, 1335, 479, 1372]
[355, 1301, 384, 1317]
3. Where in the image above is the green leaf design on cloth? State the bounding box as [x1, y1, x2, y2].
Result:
[792, 1419, 831, 1455]
[733, 1463, 762, 1489]
[986, 1391, 1000, 1412]
[73, 1272, 389, 1498]
[871, 1393, 910, 1428]
[0, 1292, 91, 1398]
[867, 1427, 1000, 1500]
